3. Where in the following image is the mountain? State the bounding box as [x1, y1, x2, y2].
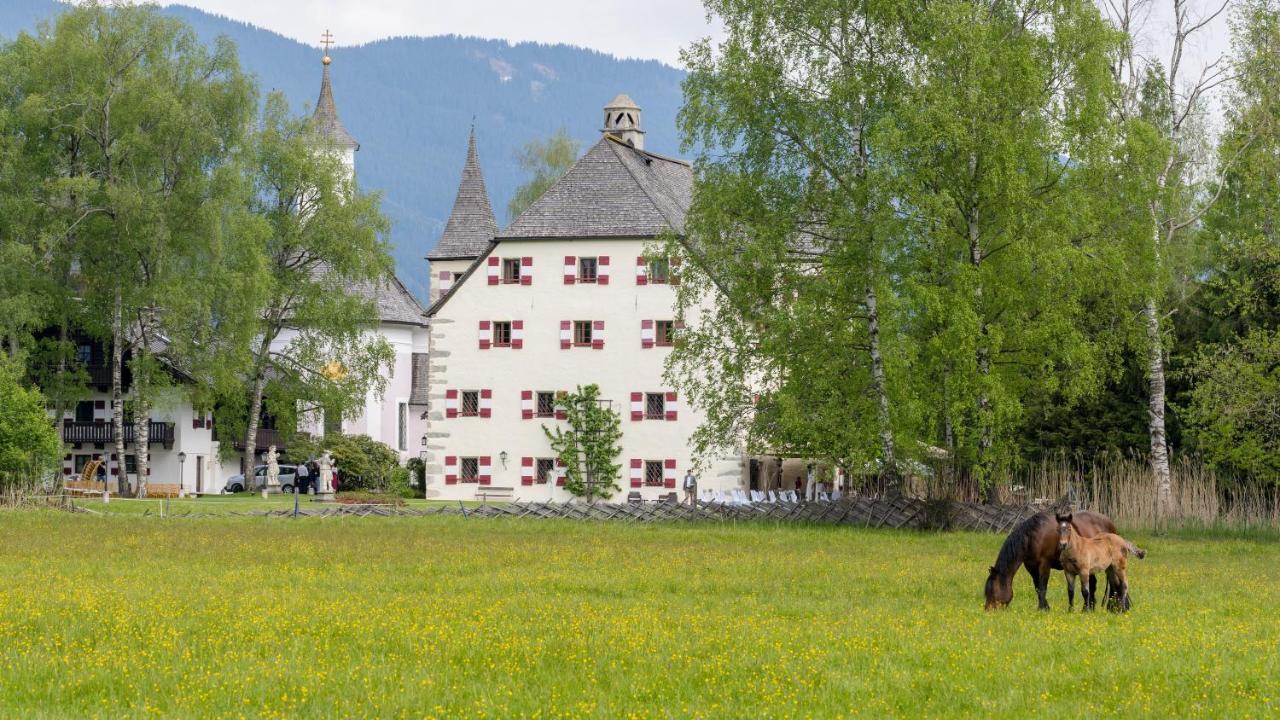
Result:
[0, 2, 688, 300]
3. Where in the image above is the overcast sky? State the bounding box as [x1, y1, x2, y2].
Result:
[162, 0, 723, 67]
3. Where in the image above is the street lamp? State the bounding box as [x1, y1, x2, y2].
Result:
[177, 452, 186, 496]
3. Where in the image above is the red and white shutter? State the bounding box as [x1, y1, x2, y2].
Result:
[641, 319, 655, 349]
[479, 389, 492, 418]
[445, 455, 459, 484]
[555, 391, 567, 420]
[630, 392, 643, 421]
[521, 457, 534, 485]
[478, 456, 492, 485]
[521, 390, 534, 420]
[438, 270, 453, 293]
[487, 256, 500, 285]
[478, 320, 492, 350]
[563, 255, 576, 284]
[592, 320, 605, 350]
[511, 320, 524, 349]
[445, 389, 459, 418]
[635, 256, 648, 285]
[630, 459, 643, 488]
[559, 320, 572, 349]
[664, 459, 677, 488]
[555, 459, 567, 486]
[598, 256, 610, 285]
[665, 391, 679, 421]
[521, 256, 533, 286]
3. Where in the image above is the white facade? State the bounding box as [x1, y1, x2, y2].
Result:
[424, 238, 745, 501]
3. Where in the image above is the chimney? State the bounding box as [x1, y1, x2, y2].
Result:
[601, 94, 645, 150]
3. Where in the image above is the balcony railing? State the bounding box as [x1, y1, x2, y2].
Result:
[61, 421, 175, 448]
[226, 427, 288, 451]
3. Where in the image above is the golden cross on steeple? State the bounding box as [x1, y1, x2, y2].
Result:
[321, 29, 335, 54]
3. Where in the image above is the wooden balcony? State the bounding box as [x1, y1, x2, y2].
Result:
[225, 427, 288, 451]
[61, 420, 175, 448]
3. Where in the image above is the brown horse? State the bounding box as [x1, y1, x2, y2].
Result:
[984, 510, 1118, 610]
[1056, 511, 1145, 612]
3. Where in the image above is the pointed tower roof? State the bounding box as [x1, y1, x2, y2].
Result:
[312, 50, 359, 150]
[427, 127, 498, 260]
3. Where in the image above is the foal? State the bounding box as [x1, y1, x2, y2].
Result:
[1055, 511, 1146, 612]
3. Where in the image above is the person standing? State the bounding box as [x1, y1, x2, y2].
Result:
[682, 469, 697, 505]
[295, 459, 310, 494]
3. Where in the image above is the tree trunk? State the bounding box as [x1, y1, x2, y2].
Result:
[864, 285, 899, 494]
[1144, 296, 1173, 522]
[243, 361, 268, 491]
[967, 171, 994, 493]
[52, 322, 68, 427]
[134, 394, 151, 498]
[111, 291, 128, 496]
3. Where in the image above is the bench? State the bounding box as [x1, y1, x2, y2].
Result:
[475, 486, 514, 503]
[64, 479, 111, 495]
[140, 483, 183, 498]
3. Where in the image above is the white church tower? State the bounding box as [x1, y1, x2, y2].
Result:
[311, 31, 359, 180]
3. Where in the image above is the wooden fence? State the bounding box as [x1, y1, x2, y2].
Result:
[127, 496, 1048, 532]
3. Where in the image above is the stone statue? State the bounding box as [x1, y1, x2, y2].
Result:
[317, 451, 334, 499]
[265, 446, 280, 490]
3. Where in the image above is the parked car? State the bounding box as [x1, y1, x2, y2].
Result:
[223, 464, 297, 493]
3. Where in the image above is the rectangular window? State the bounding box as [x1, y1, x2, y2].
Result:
[74, 400, 94, 423]
[492, 321, 512, 346]
[645, 460, 665, 487]
[645, 393, 666, 420]
[573, 321, 593, 346]
[460, 391, 480, 417]
[649, 258, 671, 284]
[536, 458, 556, 485]
[536, 391, 556, 418]
[578, 257, 598, 283]
[460, 457, 479, 483]
[655, 320, 676, 346]
[125, 455, 137, 475]
[397, 402, 408, 452]
[76, 344, 93, 365]
[502, 258, 522, 284]
[74, 455, 91, 474]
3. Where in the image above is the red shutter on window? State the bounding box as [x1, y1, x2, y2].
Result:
[479, 456, 492, 485]
[445, 389, 459, 419]
[555, 459, 566, 486]
[445, 455, 458, 484]
[521, 256, 533, 285]
[521, 390, 533, 420]
[664, 458, 677, 488]
[630, 458, 643, 488]
[592, 320, 605, 350]
[560, 320, 572, 350]
[563, 255, 576, 284]
[479, 388, 493, 418]
[641, 319, 655, 349]
[94, 400, 106, 410]
[666, 391, 678, 421]
[521, 456, 534, 485]
[630, 392, 643, 421]
[555, 391, 567, 420]
[487, 255, 500, 285]
[635, 256, 648, 285]
[192, 418, 201, 429]
[512, 320, 524, 349]
[478, 320, 491, 350]
[598, 255, 611, 285]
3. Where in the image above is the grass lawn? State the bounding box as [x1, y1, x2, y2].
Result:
[0, 512, 1276, 718]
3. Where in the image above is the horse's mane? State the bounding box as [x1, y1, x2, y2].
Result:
[992, 512, 1049, 579]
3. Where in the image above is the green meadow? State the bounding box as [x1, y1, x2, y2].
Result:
[0, 511, 1276, 718]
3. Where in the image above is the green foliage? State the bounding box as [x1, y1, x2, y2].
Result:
[541, 384, 623, 500]
[0, 357, 59, 478]
[287, 433, 402, 493]
[1183, 330, 1280, 481]
[507, 128, 580, 222]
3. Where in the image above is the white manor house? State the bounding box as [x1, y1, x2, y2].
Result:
[56, 52, 810, 499]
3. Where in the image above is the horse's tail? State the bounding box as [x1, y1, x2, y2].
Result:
[1126, 541, 1146, 559]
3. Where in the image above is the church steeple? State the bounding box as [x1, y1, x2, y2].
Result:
[428, 126, 498, 261]
[312, 30, 359, 152]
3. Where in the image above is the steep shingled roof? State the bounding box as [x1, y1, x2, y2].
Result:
[427, 128, 498, 260]
[347, 274, 429, 327]
[498, 134, 691, 240]
[312, 60, 359, 150]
